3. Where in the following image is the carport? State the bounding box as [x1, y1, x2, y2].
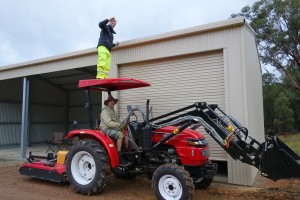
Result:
[0, 59, 101, 158]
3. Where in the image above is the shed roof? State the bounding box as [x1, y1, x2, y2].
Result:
[0, 17, 254, 91]
[0, 17, 252, 79]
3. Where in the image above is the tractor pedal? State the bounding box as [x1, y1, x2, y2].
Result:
[119, 161, 132, 168]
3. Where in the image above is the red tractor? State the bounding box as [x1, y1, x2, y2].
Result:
[20, 78, 300, 200]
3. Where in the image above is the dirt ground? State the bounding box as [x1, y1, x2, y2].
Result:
[0, 160, 299, 200]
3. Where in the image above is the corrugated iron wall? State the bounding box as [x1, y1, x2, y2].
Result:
[119, 51, 227, 161]
[0, 73, 102, 148]
[109, 24, 263, 185]
[0, 78, 23, 148]
[69, 90, 101, 130]
[29, 78, 67, 143]
[0, 51, 97, 81]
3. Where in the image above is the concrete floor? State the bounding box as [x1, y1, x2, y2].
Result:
[0, 145, 49, 166]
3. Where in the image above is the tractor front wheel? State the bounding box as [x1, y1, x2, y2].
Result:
[66, 139, 110, 195]
[152, 164, 194, 200]
[194, 177, 213, 189]
[193, 161, 214, 189]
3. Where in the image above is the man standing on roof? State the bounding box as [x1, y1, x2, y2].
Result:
[100, 96, 129, 162]
[96, 17, 119, 79]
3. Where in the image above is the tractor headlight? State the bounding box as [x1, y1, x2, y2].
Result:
[187, 138, 208, 147]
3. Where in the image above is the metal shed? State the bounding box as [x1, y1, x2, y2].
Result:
[0, 17, 264, 186]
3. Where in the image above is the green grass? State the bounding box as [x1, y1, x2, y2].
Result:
[278, 133, 300, 156]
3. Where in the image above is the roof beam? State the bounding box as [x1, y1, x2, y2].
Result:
[33, 75, 67, 92]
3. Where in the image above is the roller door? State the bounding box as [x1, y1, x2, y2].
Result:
[118, 51, 226, 161]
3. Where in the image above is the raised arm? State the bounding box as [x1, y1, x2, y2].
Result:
[99, 19, 109, 30]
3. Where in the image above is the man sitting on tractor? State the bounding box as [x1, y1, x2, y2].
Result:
[100, 96, 129, 162]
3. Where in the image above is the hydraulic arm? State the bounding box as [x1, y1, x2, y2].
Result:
[150, 102, 300, 181]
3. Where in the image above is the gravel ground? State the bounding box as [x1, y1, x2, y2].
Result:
[0, 146, 299, 200]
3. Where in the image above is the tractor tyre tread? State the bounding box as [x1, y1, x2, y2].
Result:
[66, 139, 111, 195]
[152, 163, 194, 200]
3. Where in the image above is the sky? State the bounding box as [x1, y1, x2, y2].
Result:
[0, 0, 257, 67]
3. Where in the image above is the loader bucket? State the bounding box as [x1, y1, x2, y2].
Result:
[260, 135, 300, 181]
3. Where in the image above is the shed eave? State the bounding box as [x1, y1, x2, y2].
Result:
[0, 17, 246, 73]
[0, 47, 97, 72]
[117, 17, 245, 48]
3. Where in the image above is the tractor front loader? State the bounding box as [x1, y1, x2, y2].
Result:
[149, 102, 300, 181]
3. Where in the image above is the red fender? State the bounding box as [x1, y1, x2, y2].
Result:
[66, 129, 119, 168]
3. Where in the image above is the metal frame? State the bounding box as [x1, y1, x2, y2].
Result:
[150, 102, 300, 180]
[20, 77, 30, 159]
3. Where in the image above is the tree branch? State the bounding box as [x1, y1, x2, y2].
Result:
[273, 61, 300, 94]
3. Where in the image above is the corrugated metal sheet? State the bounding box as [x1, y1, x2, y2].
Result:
[110, 27, 242, 70]
[29, 78, 67, 143]
[30, 124, 65, 143]
[69, 89, 102, 106]
[69, 91, 85, 105]
[0, 103, 22, 123]
[219, 25, 264, 186]
[0, 18, 246, 81]
[109, 22, 262, 185]
[31, 105, 66, 122]
[69, 89, 102, 128]
[30, 79, 67, 104]
[119, 51, 227, 161]
[0, 78, 23, 100]
[0, 125, 21, 146]
[0, 79, 22, 146]
[69, 107, 92, 123]
[0, 52, 97, 81]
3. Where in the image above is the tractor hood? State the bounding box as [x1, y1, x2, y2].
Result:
[152, 126, 206, 143]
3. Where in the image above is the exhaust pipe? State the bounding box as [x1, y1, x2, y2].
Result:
[143, 99, 152, 151]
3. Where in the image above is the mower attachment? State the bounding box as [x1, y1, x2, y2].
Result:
[19, 162, 65, 182]
[19, 152, 66, 182]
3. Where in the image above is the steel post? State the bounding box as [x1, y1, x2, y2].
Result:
[20, 77, 30, 159]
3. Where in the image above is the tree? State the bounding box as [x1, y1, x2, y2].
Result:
[273, 92, 294, 133]
[231, 0, 300, 95]
[281, 74, 300, 130]
[262, 73, 283, 131]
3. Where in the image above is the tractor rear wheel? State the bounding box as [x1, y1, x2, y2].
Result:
[66, 139, 110, 195]
[152, 164, 194, 200]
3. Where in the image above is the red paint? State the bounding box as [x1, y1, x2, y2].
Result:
[66, 129, 119, 168]
[78, 78, 151, 91]
[20, 162, 66, 174]
[152, 126, 209, 166]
